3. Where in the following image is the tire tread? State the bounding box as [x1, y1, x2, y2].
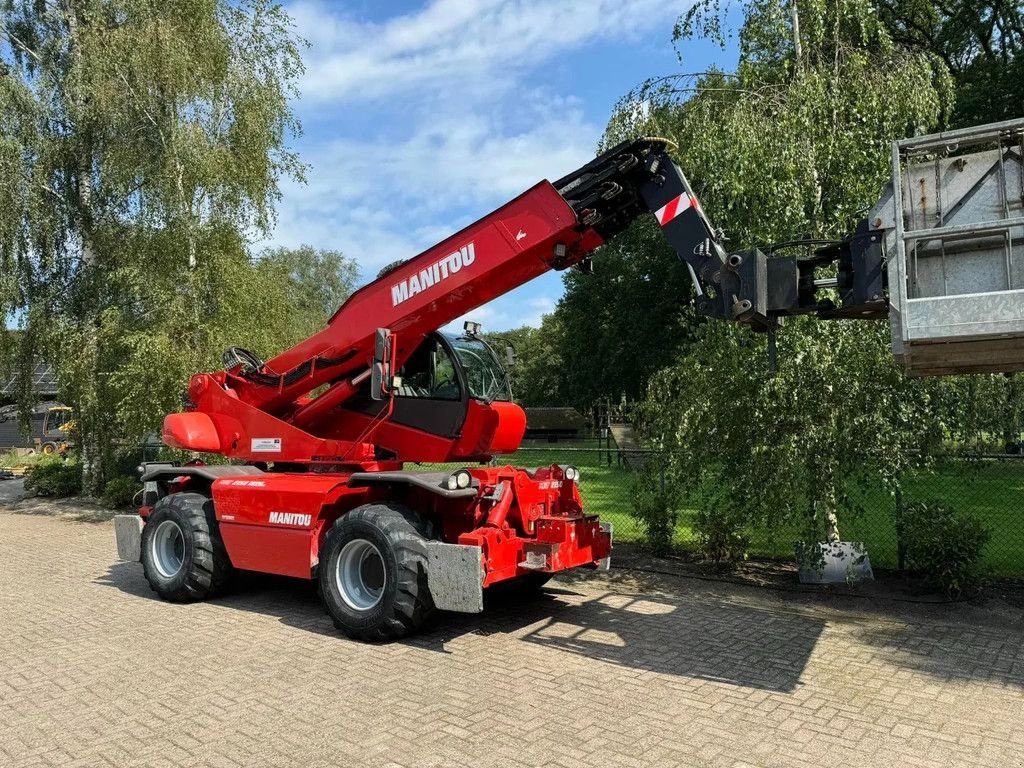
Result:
[141, 492, 232, 602]
[320, 502, 435, 641]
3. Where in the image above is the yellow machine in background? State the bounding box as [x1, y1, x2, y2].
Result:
[0, 403, 74, 456]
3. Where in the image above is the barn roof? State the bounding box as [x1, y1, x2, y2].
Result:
[0, 361, 58, 399]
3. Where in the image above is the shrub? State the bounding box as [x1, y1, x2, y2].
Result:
[630, 462, 679, 556]
[1, 451, 50, 470]
[102, 475, 142, 509]
[24, 459, 82, 497]
[900, 501, 991, 598]
[0, 451, 22, 469]
[694, 503, 750, 567]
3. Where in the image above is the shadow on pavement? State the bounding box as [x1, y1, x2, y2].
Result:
[3, 486, 116, 523]
[99, 562, 825, 693]
[425, 583, 825, 693]
[855, 622, 1024, 688]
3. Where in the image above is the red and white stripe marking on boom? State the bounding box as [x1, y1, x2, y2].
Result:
[655, 193, 696, 226]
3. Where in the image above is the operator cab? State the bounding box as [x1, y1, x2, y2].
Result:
[348, 329, 514, 446]
[388, 331, 511, 437]
[395, 331, 511, 402]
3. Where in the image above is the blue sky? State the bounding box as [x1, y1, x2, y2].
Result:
[271, 0, 740, 331]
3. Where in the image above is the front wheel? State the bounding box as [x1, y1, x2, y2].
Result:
[140, 493, 232, 602]
[318, 503, 435, 641]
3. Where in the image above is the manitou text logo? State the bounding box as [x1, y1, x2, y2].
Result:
[390, 242, 476, 307]
[268, 511, 312, 526]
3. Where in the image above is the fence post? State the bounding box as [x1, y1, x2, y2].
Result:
[894, 482, 906, 572]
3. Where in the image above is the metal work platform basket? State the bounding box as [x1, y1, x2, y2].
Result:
[876, 118, 1024, 375]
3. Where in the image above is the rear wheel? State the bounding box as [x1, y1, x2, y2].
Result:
[140, 492, 232, 602]
[318, 503, 435, 641]
[40, 442, 57, 455]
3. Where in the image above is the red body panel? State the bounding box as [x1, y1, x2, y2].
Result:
[454, 401, 527, 457]
[212, 474, 363, 578]
[163, 412, 221, 452]
[203, 466, 610, 584]
[320, 399, 527, 464]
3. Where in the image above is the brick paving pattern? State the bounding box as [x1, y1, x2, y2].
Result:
[1, 504, 1023, 767]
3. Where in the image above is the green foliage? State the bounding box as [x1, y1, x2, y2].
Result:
[641, 317, 952, 548]
[900, 501, 991, 597]
[101, 475, 141, 509]
[0, 0, 305, 493]
[24, 459, 83, 497]
[0, 450, 48, 469]
[486, 320, 565, 407]
[692, 485, 750, 566]
[616, 8, 953, 246]
[875, 0, 1024, 127]
[616, 0, 961, 550]
[554, 219, 703, 409]
[629, 460, 680, 555]
[259, 245, 360, 340]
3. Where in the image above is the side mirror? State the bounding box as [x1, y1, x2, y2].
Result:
[370, 328, 393, 401]
[505, 344, 516, 366]
[374, 327, 389, 362]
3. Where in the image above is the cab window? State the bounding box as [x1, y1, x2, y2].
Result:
[449, 336, 511, 402]
[396, 339, 461, 401]
[48, 409, 72, 431]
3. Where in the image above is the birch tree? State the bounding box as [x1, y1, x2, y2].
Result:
[0, 0, 303, 492]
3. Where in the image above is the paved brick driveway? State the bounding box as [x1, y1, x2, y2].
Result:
[1, 502, 1023, 767]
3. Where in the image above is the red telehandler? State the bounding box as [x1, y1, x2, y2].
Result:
[115, 118, 1024, 640]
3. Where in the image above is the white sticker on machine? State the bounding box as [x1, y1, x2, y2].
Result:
[251, 437, 282, 453]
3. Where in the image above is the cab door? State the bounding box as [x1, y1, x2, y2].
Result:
[388, 334, 468, 438]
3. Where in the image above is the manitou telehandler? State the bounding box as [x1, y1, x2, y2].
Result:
[115, 117, 1024, 640]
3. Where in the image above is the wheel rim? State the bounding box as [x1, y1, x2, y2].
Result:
[150, 520, 186, 579]
[335, 539, 387, 611]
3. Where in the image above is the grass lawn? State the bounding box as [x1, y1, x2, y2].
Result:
[848, 460, 1024, 577]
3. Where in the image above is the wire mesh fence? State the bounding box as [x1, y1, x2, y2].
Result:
[416, 440, 1024, 579]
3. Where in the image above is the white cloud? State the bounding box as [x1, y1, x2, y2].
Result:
[292, 0, 676, 104]
[447, 291, 557, 333]
[269, 98, 600, 274]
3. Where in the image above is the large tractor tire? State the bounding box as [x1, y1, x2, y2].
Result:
[318, 503, 435, 642]
[140, 492, 232, 602]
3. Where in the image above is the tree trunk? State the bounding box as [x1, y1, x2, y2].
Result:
[817, 483, 841, 542]
[67, 0, 106, 497]
[78, 322, 106, 497]
[790, 0, 803, 75]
